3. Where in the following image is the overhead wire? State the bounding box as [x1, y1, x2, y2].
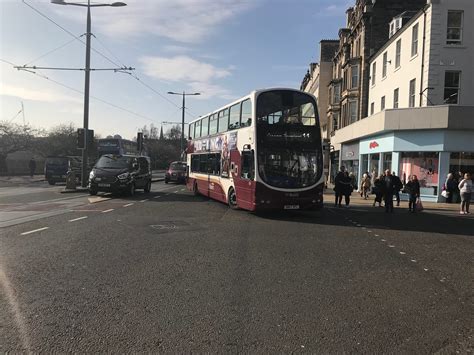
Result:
[21, 0, 199, 120]
[23, 36, 81, 66]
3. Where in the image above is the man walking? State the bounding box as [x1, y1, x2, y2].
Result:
[382, 169, 397, 213]
[28, 157, 36, 178]
[392, 171, 403, 206]
[334, 166, 346, 207]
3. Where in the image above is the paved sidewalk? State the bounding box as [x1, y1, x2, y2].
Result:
[324, 189, 467, 214]
[0, 175, 45, 184]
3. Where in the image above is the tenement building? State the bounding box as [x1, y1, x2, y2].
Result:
[327, 0, 426, 182]
[332, 0, 474, 202]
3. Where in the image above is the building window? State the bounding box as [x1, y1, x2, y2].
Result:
[411, 23, 419, 57]
[371, 62, 376, 86]
[332, 112, 339, 131]
[356, 38, 361, 57]
[349, 101, 357, 123]
[381, 96, 386, 111]
[382, 52, 388, 78]
[395, 39, 401, 68]
[351, 65, 359, 88]
[409, 79, 416, 107]
[393, 88, 399, 108]
[370, 102, 374, 115]
[444, 71, 461, 104]
[447, 10, 463, 45]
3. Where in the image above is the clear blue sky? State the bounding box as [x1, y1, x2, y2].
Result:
[1, 0, 348, 139]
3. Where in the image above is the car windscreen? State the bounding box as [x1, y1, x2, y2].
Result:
[95, 155, 133, 169]
[170, 163, 186, 171]
[45, 157, 68, 166]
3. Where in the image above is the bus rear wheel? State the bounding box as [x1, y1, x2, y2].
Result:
[228, 187, 238, 210]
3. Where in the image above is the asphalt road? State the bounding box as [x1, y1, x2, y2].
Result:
[0, 181, 473, 352]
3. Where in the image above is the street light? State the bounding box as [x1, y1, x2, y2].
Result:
[167, 91, 201, 156]
[51, 0, 127, 188]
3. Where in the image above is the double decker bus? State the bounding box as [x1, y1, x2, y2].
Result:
[186, 88, 324, 211]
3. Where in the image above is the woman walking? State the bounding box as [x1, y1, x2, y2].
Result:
[458, 173, 472, 214]
[360, 173, 371, 199]
[405, 175, 420, 212]
[372, 175, 384, 207]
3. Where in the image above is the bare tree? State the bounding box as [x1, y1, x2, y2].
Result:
[0, 121, 40, 172]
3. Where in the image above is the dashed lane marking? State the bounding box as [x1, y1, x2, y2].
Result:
[411, 259, 417, 263]
[20, 227, 49, 235]
[102, 209, 114, 213]
[153, 196, 161, 199]
[68, 216, 88, 222]
[123, 203, 134, 207]
[139, 199, 148, 203]
[399, 251, 406, 255]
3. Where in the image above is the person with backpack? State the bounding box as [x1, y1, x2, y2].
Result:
[405, 175, 420, 212]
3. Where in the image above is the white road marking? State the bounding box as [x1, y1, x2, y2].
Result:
[123, 203, 134, 207]
[153, 196, 161, 199]
[139, 199, 148, 203]
[180, 188, 186, 191]
[102, 209, 114, 213]
[388, 245, 395, 248]
[411, 259, 417, 263]
[375, 234, 380, 237]
[381, 239, 386, 242]
[68, 216, 88, 222]
[423, 268, 429, 271]
[399, 252, 406, 255]
[367, 230, 372, 233]
[21, 227, 49, 235]
[174, 190, 180, 193]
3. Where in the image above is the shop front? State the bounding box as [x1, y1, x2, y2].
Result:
[341, 142, 359, 183]
[355, 130, 473, 202]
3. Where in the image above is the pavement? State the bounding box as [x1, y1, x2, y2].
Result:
[0, 181, 472, 352]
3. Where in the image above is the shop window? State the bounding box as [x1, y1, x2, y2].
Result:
[399, 152, 439, 196]
[370, 154, 380, 178]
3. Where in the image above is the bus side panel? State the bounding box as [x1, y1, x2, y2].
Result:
[230, 150, 256, 211]
[209, 179, 227, 203]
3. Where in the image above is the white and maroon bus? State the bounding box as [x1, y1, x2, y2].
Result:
[186, 88, 324, 211]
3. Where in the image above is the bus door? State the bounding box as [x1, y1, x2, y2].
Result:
[231, 149, 256, 210]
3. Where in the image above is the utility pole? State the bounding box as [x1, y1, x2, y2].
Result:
[167, 91, 200, 156]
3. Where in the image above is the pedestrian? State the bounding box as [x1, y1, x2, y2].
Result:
[360, 173, 371, 199]
[28, 157, 36, 178]
[372, 175, 384, 207]
[443, 173, 457, 203]
[381, 169, 397, 213]
[342, 171, 353, 208]
[405, 174, 420, 212]
[392, 171, 403, 206]
[334, 166, 346, 207]
[458, 172, 472, 215]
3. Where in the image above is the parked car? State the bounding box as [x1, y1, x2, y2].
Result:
[165, 161, 187, 184]
[88, 154, 152, 196]
[44, 156, 81, 185]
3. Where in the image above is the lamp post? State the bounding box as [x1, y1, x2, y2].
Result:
[167, 91, 200, 156]
[51, 0, 127, 187]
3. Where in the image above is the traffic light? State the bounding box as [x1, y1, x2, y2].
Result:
[77, 128, 94, 149]
[137, 132, 143, 153]
[77, 128, 85, 149]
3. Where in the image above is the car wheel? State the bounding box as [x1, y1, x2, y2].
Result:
[48, 180, 55, 185]
[228, 187, 238, 210]
[128, 183, 135, 196]
[144, 180, 151, 193]
[89, 189, 97, 196]
[193, 181, 199, 196]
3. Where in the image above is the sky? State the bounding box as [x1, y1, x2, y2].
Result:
[1, 0, 349, 139]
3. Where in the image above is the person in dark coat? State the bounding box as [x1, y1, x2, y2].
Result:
[372, 175, 384, 207]
[444, 173, 458, 203]
[392, 171, 403, 206]
[405, 174, 421, 212]
[28, 157, 36, 178]
[381, 169, 397, 213]
[334, 166, 346, 207]
[341, 171, 353, 207]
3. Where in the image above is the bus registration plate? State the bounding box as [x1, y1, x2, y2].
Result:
[284, 204, 300, 210]
[98, 183, 110, 187]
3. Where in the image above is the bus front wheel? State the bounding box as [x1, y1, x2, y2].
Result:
[228, 187, 238, 210]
